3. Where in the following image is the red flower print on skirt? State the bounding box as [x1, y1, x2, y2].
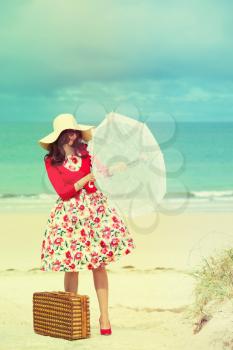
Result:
[40, 188, 136, 272]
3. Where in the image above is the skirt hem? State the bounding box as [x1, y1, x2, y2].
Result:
[40, 246, 136, 272]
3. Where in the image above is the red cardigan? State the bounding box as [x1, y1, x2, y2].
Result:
[44, 143, 98, 201]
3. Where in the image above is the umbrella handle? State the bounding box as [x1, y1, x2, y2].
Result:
[126, 153, 148, 167]
[93, 154, 146, 176]
[108, 161, 128, 174]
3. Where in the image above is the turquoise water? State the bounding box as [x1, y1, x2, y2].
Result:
[0, 121, 232, 200]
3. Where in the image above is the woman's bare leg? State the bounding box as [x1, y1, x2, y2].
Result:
[92, 266, 111, 328]
[64, 272, 79, 293]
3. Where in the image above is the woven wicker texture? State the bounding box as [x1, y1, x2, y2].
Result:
[33, 291, 90, 341]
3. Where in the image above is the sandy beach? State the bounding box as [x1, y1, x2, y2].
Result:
[1, 0, 233, 348]
[1, 210, 233, 349]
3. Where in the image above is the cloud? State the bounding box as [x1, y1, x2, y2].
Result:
[0, 0, 233, 121]
[169, 87, 212, 102]
[0, 0, 233, 95]
[1, 77, 233, 122]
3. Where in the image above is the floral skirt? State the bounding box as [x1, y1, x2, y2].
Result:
[40, 188, 136, 271]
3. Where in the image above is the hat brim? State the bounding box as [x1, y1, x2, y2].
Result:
[38, 124, 94, 150]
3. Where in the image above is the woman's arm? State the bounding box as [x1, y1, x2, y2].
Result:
[83, 141, 112, 177]
[44, 158, 90, 200]
[82, 130, 127, 176]
[74, 173, 92, 191]
[94, 156, 112, 177]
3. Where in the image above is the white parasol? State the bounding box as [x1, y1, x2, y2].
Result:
[87, 111, 166, 218]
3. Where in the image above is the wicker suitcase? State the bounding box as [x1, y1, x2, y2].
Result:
[33, 291, 90, 341]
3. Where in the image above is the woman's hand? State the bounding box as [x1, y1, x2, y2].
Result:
[74, 172, 96, 191]
[86, 172, 96, 182]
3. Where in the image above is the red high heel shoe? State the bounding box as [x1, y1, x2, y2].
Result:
[99, 317, 112, 335]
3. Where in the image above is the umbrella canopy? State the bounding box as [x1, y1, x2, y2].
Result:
[87, 112, 166, 218]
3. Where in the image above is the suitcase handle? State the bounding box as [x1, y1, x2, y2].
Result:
[34, 291, 89, 300]
[50, 291, 77, 296]
[49, 291, 89, 299]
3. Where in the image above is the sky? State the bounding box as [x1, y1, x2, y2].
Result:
[0, 0, 233, 123]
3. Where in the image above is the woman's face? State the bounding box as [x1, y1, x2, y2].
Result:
[67, 131, 78, 146]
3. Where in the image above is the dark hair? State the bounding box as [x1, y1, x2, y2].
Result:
[44, 129, 88, 166]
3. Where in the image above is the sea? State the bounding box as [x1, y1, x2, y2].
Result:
[0, 121, 232, 213]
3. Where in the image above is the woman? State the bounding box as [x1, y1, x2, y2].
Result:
[38, 113, 136, 335]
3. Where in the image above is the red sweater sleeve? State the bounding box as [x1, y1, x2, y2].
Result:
[44, 157, 78, 201]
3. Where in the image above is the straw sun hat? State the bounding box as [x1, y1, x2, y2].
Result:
[38, 113, 95, 150]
